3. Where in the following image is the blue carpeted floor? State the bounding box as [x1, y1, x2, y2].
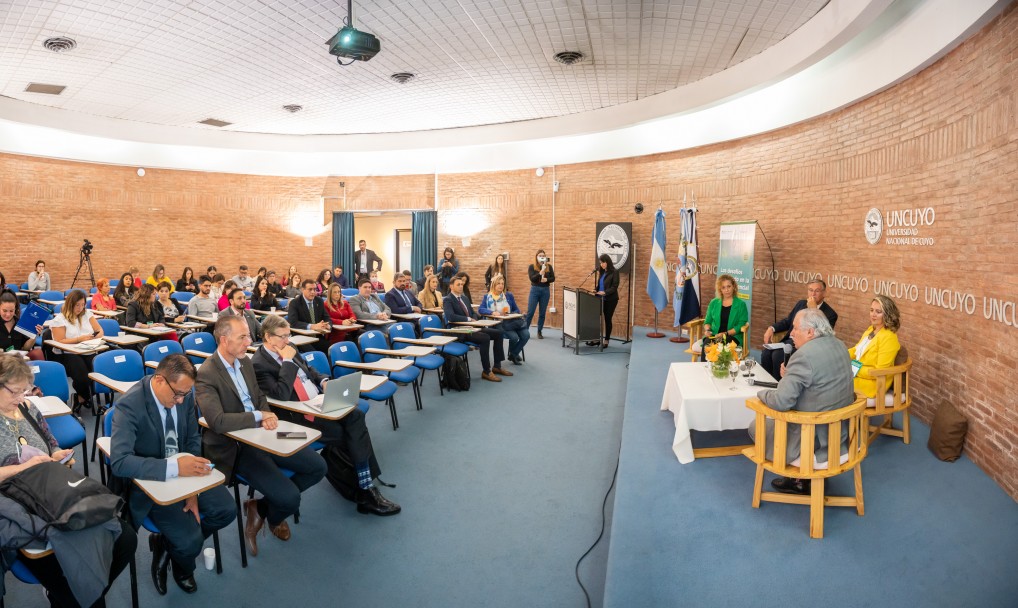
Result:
[604, 330, 1018, 608]
[5, 330, 630, 607]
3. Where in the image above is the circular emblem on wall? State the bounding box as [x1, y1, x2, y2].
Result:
[597, 223, 630, 269]
[864, 208, 882, 245]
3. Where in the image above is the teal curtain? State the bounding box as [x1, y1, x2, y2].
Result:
[332, 212, 355, 281]
[410, 211, 437, 280]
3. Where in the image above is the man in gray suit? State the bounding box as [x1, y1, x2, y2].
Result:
[110, 354, 236, 595]
[347, 277, 393, 323]
[748, 308, 855, 495]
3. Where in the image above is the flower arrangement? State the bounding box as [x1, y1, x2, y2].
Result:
[704, 336, 741, 378]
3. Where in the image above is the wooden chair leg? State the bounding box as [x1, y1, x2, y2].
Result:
[854, 465, 865, 516]
[902, 410, 911, 444]
[751, 464, 764, 508]
[809, 478, 825, 539]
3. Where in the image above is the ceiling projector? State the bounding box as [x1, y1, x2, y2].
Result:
[326, 26, 380, 62]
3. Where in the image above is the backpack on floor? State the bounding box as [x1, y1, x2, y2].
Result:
[441, 355, 470, 392]
[323, 444, 358, 502]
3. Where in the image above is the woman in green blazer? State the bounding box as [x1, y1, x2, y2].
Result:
[703, 274, 749, 350]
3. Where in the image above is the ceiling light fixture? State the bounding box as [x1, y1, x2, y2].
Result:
[198, 118, 232, 127]
[325, 0, 381, 66]
[42, 37, 77, 53]
[24, 83, 66, 95]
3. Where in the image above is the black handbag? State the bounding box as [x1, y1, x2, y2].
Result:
[0, 461, 123, 531]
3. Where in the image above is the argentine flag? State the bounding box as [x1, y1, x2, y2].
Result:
[646, 208, 669, 312]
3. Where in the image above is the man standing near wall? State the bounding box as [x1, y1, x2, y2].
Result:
[354, 240, 383, 283]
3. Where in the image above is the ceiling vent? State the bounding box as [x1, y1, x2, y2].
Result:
[282, 104, 303, 113]
[390, 72, 415, 84]
[42, 37, 77, 53]
[24, 83, 66, 95]
[553, 51, 585, 65]
[198, 118, 232, 127]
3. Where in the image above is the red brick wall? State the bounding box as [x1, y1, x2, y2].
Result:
[2, 8, 1015, 498]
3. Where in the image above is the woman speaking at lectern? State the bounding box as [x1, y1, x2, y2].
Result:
[590, 254, 619, 349]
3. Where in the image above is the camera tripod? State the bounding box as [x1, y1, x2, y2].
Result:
[71, 251, 96, 289]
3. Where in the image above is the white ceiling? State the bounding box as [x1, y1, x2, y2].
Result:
[0, 0, 829, 135]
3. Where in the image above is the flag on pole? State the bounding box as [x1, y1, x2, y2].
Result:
[674, 206, 701, 326]
[646, 208, 669, 312]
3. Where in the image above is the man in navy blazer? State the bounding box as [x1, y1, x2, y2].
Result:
[760, 280, 839, 378]
[443, 273, 511, 383]
[383, 273, 423, 314]
[110, 354, 236, 596]
[353, 239, 383, 282]
[286, 278, 330, 351]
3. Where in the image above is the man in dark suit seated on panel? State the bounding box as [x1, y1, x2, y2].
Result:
[759, 279, 838, 379]
[749, 308, 856, 495]
[353, 239, 383, 283]
[252, 314, 400, 515]
[195, 316, 326, 557]
[286, 278, 331, 352]
[443, 273, 512, 383]
[384, 272, 423, 314]
[110, 354, 236, 596]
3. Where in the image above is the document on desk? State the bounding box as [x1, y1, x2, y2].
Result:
[62, 339, 106, 352]
[303, 394, 326, 411]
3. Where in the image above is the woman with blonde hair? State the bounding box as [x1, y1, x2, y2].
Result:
[419, 274, 443, 310]
[324, 283, 357, 344]
[848, 294, 902, 398]
[701, 274, 749, 358]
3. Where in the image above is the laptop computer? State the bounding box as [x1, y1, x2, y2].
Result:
[305, 371, 361, 415]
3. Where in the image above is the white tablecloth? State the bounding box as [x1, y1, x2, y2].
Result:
[660, 362, 777, 463]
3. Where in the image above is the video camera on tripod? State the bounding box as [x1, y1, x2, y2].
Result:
[80, 239, 93, 257]
[72, 238, 96, 288]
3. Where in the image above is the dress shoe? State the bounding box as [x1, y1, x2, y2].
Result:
[771, 476, 811, 495]
[585, 340, 600, 346]
[356, 487, 402, 516]
[492, 367, 513, 377]
[537, 332, 544, 339]
[244, 499, 264, 557]
[481, 371, 501, 382]
[509, 354, 523, 365]
[149, 533, 169, 596]
[270, 520, 291, 541]
[171, 562, 198, 594]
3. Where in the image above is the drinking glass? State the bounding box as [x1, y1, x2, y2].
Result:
[729, 362, 740, 390]
[745, 358, 758, 378]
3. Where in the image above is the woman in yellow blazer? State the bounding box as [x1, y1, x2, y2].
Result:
[848, 294, 901, 398]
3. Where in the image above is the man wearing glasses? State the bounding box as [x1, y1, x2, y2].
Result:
[285, 278, 331, 352]
[196, 316, 326, 557]
[252, 315, 400, 516]
[109, 354, 236, 596]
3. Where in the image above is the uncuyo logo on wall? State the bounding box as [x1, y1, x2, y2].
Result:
[864, 208, 882, 245]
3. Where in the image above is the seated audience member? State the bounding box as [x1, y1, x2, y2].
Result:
[232, 265, 255, 292]
[256, 267, 267, 280]
[348, 278, 392, 322]
[416, 264, 434, 291]
[484, 253, 508, 292]
[460, 272, 475, 304]
[27, 259, 51, 291]
[113, 271, 138, 307]
[205, 265, 218, 279]
[418, 274, 443, 310]
[110, 355, 236, 596]
[286, 279, 331, 352]
[176, 267, 199, 294]
[281, 265, 298, 288]
[221, 288, 263, 342]
[252, 315, 400, 515]
[157, 283, 186, 323]
[130, 266, 143, 288]
[315, 269, 332, 296]
[186, 275, 219, 319]
[265, 270, 285, 297]
[91, 277, 118, 311]
[331, 266, 348, 288]
[848, 295, 902, 400]
[216, 280, 238, 311]
[127, 284, 177, 343]
[443, 274, 510, 383]
[0, 291, 36, 354]
[384, 273, 423, 314]
[250, 276, 279, 312]
[324, 283, 357, 344]
[701, 273, 748, 360]
[479, 274, 529, 365]
[147, 264, 174, 293]
[284, 272, 303, 299]
[749, 309, 856, 495]
[369, 271, 385, 293]
[195, 316, 327, 556]
[50, 289, 106, 407]
[402, 270, 419, 296]
[761, 280, 838, 378]
[0, 357, 136, 607]
[209, 273, 226, 301]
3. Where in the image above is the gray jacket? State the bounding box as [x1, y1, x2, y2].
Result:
[347, 294, 391, 320]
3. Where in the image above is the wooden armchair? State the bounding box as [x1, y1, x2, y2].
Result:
[742, 394, 869, 539]
[682, 319, 749, 362]
[864, 346, 913, 445]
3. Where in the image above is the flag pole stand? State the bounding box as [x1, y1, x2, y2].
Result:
[647, 311, 666, 338]
[670, 325, 689, 343]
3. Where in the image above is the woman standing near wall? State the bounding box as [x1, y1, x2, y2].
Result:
[524, 249, 555, 339]
[438, 247, 459, 292]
